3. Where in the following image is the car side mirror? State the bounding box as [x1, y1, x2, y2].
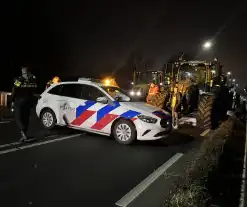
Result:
[114, 96, 121, 101]
[96, 97, 108, 104]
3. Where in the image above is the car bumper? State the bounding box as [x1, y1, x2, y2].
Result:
[36, 102, 42, 118]
[135, 119, 172, 141]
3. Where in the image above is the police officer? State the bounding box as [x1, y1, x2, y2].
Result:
[11, 67, 37, 141]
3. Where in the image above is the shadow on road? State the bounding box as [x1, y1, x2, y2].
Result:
[131, 130, 195, 148]
[82, 128, 195, 148]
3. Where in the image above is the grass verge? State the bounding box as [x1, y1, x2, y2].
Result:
[164, 119, 236, 207]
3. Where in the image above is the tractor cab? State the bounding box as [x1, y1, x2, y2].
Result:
[133, 70, 164, 86]
[130, 70, 165, 99]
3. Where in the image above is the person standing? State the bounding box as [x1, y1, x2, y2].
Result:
[11, 67, 37, 141]
[171, 85, 181, 129]
[148, 80, 159, 96]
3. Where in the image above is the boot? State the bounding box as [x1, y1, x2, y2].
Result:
[20, 131, 28, 142]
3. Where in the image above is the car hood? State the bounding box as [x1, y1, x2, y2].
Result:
[120, 102, 171, 118]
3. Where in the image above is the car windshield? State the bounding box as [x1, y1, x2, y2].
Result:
[101, 86, 132, 102]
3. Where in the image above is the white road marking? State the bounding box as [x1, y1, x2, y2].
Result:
[0, 134, 81, 155]
[115, 153, 183, 207]
[200, 128, 211, 137]
[0, 121, 11, 124]
[0, 141, 20, 149]
[0, 134, 58, 149]
[239, 113, 247, 207]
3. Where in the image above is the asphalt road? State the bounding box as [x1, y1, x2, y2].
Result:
[0, 111, 202, 207]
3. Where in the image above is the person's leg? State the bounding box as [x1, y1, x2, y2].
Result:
[174, 112, 178, 128]
[14, 100, 28, 140]
[22, 102, 31, 135]
[14, 101, 23, 131]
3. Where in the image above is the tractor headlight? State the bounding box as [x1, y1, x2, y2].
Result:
[130, 91, 135, 96]
[136, 91, 141, 96]
[137, 115, 157, 124]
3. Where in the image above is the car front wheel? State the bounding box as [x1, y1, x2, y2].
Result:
[41, 109, 57, 130]
[113, 119, 136, 145]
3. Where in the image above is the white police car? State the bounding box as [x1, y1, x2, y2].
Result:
[36, 78, 172, 145]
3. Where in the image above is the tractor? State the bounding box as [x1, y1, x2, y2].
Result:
[130, 58, 227, 130]
[129, 69, 172, 107]
[165, 58, 228, 130]
[129, 70, 165, 99]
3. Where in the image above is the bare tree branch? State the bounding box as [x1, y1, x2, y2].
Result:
[128, 52, 154, 71]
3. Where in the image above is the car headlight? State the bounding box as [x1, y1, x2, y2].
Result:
[130, 91, 135, 96]
[136, 91, 141, 96]
[137, 115, 157, 124]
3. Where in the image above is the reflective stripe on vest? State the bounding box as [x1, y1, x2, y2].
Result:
[149, 86, 158, 95]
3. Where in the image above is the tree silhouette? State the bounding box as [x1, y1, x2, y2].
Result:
[128, 52, 154, 71]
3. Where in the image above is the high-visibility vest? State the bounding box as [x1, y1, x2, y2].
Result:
[148, 85, 159, 95]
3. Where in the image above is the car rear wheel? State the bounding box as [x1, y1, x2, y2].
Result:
[41, 109, 57, 130]
[113, 119, 136, 145]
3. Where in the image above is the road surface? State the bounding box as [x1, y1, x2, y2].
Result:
[0, 111, 202, 207]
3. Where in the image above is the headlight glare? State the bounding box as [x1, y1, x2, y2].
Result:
[130, 91, 135, 96]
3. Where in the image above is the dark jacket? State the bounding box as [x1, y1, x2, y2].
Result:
[11, 73, 37, 103]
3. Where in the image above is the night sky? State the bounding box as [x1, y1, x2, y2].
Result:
[1, 0, 247, 91]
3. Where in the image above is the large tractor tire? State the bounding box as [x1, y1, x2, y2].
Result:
[196, 94, 214, 130]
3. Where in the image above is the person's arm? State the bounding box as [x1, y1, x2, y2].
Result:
[11, 78, 22, 102]
[11, 85, 16, 105]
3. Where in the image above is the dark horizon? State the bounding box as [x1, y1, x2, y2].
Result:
[1, 0, 247, 91]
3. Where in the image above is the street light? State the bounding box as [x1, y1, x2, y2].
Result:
[203, 41, 212, 50]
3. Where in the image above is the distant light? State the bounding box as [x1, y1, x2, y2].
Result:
[227, 72, 231, 75]
[236, 84, 239, 87]
[203, 41, 212, 49]
[186, 72, 191, 76]
[136, 91, 141, 96]
[131, 82, 134, 85]
[160, 82, 163, 86]
[211, 70, 216, 74]
[233, 79, 236, 82]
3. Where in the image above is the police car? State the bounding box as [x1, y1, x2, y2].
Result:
[36, 78, 172, 145]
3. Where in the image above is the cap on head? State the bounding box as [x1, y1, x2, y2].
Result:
[21, 67, 28, 74]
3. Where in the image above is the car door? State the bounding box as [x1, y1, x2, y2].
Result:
[41, 84, 69, 124]
[70, 84, 114, 133]
[57, 83, 85, 125]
